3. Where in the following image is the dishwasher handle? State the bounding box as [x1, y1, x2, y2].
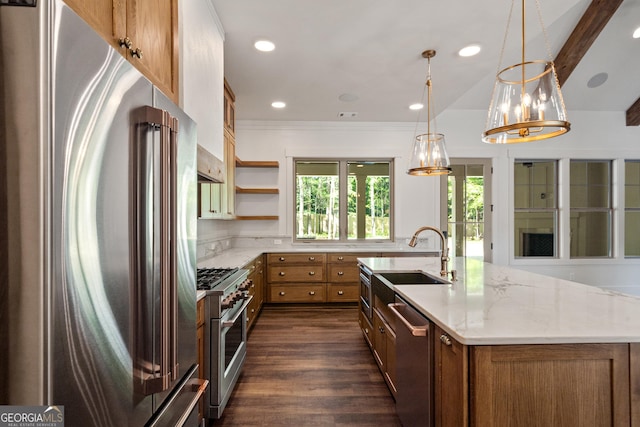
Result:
[388, 303, 428, 337]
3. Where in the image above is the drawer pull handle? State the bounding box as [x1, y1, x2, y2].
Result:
[309, 291, 315, 296]
[251, 309, 255, 313]
[337, 271, 344, 276]
[279, 271, 286, 276]
[364, 328, 369, 334]
[308, 271, 315, 276]
[279, 291, 286, 296]
[440, 334, 452, 346]
[309, 256, 315, 261]
[279, 257, 285, 261]
[338, 256, 344, 261]
[338, 290, 344, 295]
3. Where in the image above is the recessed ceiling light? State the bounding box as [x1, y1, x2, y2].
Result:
[409, 103, 424, 110]
[254, 40, 275, 52]
[633, 27, 640, 39]
[271, 101, 286, 108]
[458, 44, 481, 57]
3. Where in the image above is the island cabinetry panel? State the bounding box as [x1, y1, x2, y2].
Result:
[65, 0, 179, 103]
[358, 309, 374, 349]
[245, 254, 264, 330]
[373, 306, 397, 398]
[471, 343, 631, 426]
[434, 326, 468, 427]
[266, 253, 326, 303]
[632, 343, 640, 426]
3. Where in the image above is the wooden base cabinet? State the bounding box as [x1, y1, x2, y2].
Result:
[245, 255, 264, 331]
[196, 298, 205, 424]
[373, 307, 397, 398]
[433, 325, 635, 426]
[434, 326, 468, 427]
[471, 343, 631, 426]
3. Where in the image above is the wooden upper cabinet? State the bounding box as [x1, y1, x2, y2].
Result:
[65, 0, 179, 103]
[223, 79, 235, 136]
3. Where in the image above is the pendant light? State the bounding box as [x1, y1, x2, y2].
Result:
[483, 0, 570, 144]
[407, 50, 452, 176]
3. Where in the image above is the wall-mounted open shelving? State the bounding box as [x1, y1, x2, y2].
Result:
[234, 158, 279, 221]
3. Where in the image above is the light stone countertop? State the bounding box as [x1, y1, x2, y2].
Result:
[358, 256, 640, 346]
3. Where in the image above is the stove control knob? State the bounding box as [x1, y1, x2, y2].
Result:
[221, 298, 232, 310]
[240, 280, 252, 291]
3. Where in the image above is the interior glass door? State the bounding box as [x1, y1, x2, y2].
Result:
[441, 159, 492, 262]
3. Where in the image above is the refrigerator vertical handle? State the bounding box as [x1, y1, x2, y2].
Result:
[132, 106, 179, 395]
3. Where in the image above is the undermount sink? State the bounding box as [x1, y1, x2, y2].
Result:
[377, 271, 450, 285]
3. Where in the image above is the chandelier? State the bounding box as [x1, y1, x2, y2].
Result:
[483, 0, 570, 144]
[407, 50, 452, 176]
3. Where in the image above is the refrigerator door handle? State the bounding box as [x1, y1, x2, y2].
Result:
[133, 106, 180, 395]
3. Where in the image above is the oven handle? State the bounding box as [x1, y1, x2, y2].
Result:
[222, 295, 254, 328]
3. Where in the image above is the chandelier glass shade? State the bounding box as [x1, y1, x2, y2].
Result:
[407, 50, 452, 176]
[482, 0, 570, 144]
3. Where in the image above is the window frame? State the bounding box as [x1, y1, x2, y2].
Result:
[293, 158, 394, 243]
[513, 159, 559, 259]
[569, 159, 613, 259]
[624, 159, 640, 258]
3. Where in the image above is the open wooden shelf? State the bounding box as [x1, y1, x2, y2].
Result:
[235, 215, 279, 221]
[235, 158, 279, 168]
[235, 186, 279, 194]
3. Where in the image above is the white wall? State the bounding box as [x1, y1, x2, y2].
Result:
[180, 0, 225, 160]
[228, 109, 640, 291]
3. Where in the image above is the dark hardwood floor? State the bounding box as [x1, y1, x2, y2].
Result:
[212, 305, 402, 427]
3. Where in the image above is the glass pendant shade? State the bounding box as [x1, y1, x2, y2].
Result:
[483, 0, 570, 144]
[483, 60, 570, 143]
[407, 49, 451, 176]
[408, 133, 451, 176]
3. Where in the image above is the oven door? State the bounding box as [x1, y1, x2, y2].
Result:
[209, 295, 253, 419]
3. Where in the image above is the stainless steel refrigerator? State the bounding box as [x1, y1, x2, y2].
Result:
[0, 1, 206, 426]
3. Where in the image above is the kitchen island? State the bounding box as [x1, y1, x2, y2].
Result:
[358, 256, 640, 426]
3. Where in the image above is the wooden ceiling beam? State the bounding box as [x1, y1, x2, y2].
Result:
[626, 97, 640, 126]
[554, 0, 623, 87]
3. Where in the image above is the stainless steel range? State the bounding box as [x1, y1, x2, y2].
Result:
[197, 267, 252, 419]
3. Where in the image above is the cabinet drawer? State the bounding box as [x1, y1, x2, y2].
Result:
[327, 263, 359, 282]
[327, 253, 375, 263]
[267, 265, 325, 282]
[269, 284, 326, 303]
[327, 283, 359, 302]
[267, 253, 326, 264]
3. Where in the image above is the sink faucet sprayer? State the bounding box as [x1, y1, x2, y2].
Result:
[408, 226, 452, 278]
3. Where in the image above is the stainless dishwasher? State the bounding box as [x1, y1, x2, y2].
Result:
[388, 295, 433, 427]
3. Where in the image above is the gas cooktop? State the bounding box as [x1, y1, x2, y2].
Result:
[196, 267, 238, 290]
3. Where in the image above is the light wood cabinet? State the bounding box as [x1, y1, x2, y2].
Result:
[326, 253, 370, 303]
[65, 0, 179, 103]
[196, 297, 205, 423]
[434, 326, 468, 427]
[432, 325, 633, 426]
[223, 79, 235, 137]
[267, 253, 326, 303]
[245, 255, 264, 331]
[198, 80, 236, 219]
[472, 343, 630, 426]
[373, 307, 397, 397]
[632, 343, 640, 426]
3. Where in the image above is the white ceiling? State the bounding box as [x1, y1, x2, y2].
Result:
[211, 0, 640, 123]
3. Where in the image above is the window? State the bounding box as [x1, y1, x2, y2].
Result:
[294, 159, 392, 242]
[570, 160, 612, 258]
[625, 160, 640, 257]
[514, 160, 558, 258]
